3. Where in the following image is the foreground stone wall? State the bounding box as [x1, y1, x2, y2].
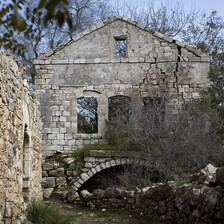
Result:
[34, 16, 210, 157]
[81, 164, 224, 224]
[0, 51, 42, 224]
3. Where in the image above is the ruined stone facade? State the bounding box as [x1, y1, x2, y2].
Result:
[0, 51, 42, 223]
[34, 16, 210, 158]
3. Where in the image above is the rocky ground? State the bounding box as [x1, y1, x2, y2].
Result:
[45, 199, 151, 224]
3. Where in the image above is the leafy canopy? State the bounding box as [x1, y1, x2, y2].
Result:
[0, 0, 72, 57]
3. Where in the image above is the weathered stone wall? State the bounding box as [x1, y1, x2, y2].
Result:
[0, 51, 42, 223]
[80, 164, 224, 224]
[34, 16, 210, 157]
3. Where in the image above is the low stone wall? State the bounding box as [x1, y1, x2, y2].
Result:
[80, 164, 224, 224]
[0, 51, 42, 224]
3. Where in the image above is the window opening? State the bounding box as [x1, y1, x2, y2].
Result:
[23, 124, 30, 202]
[108, 95, 131, 125]
[115, 38, 127, 58]
[77, 97, 98, 133]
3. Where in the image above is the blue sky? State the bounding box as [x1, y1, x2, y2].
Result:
[112, 0, 224, 14]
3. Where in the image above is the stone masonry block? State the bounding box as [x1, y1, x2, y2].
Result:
[105, 162, 111, 168]
[110, 160, 116, 167]
[56, 177, 67, 186]
[78, 178, 84, 184]
[42, 177, 55, 188]
[84, 157, 96, 163]
[81, 173, 90, 182]
[42, 163, 54, 171]
[100, 163, 106, 169]
[85, 162, 93, 168]
[87, 170, 94, 177]
[74, 182, 81, 188]
[95, 165, 102, 172]
[91, 168, 97, 174]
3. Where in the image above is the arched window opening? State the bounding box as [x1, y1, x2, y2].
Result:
[77, 97, 98, 133]
[23, 124, 31, 202]
[108, 95, 131, 125]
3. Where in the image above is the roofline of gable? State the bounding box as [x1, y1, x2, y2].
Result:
[36, 16, 209, 60]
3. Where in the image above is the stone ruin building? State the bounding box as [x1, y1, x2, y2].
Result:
[0, 15, 211, 222]
[0, 51, 42, 224]
[34, 16, 210, 158]
[0, 16, 213, 224]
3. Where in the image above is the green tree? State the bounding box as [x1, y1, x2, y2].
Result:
[0, 0, 72, 57]
[182, 11, 224, 110]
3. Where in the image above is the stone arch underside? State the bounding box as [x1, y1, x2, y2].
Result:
[72, 157, 148, 192]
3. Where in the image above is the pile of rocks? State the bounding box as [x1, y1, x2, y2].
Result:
[42, 159, 81, 201]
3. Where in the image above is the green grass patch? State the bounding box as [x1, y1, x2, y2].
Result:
[65, 148, 90, 170]
[176, 179, 190, 186]
[64, 145, 120, 170]
[26, 200, 74, 224]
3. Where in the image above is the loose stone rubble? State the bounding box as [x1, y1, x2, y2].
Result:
[34, 16, 210, 158]
[0, 51, 42, 224]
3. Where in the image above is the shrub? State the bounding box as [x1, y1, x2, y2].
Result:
[105, 96, 224, 183]
[26, 200, 74, 224]
[177, 179, 190, 186]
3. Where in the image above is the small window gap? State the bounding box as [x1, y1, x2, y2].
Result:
[115, 37, 128, 58]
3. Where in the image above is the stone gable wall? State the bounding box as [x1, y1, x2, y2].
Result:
[0, 51, 42, 224]
[34, 17, 210, 158]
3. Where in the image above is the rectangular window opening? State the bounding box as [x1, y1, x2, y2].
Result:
[77, 97, 98, 133]
[115, 38, 128, 58]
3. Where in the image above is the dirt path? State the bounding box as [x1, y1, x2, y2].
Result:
[46, 199, 152, 224]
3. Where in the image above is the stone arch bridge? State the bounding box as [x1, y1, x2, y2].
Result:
[42, 150, 149, 199]
[71, 150, 148, 192]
